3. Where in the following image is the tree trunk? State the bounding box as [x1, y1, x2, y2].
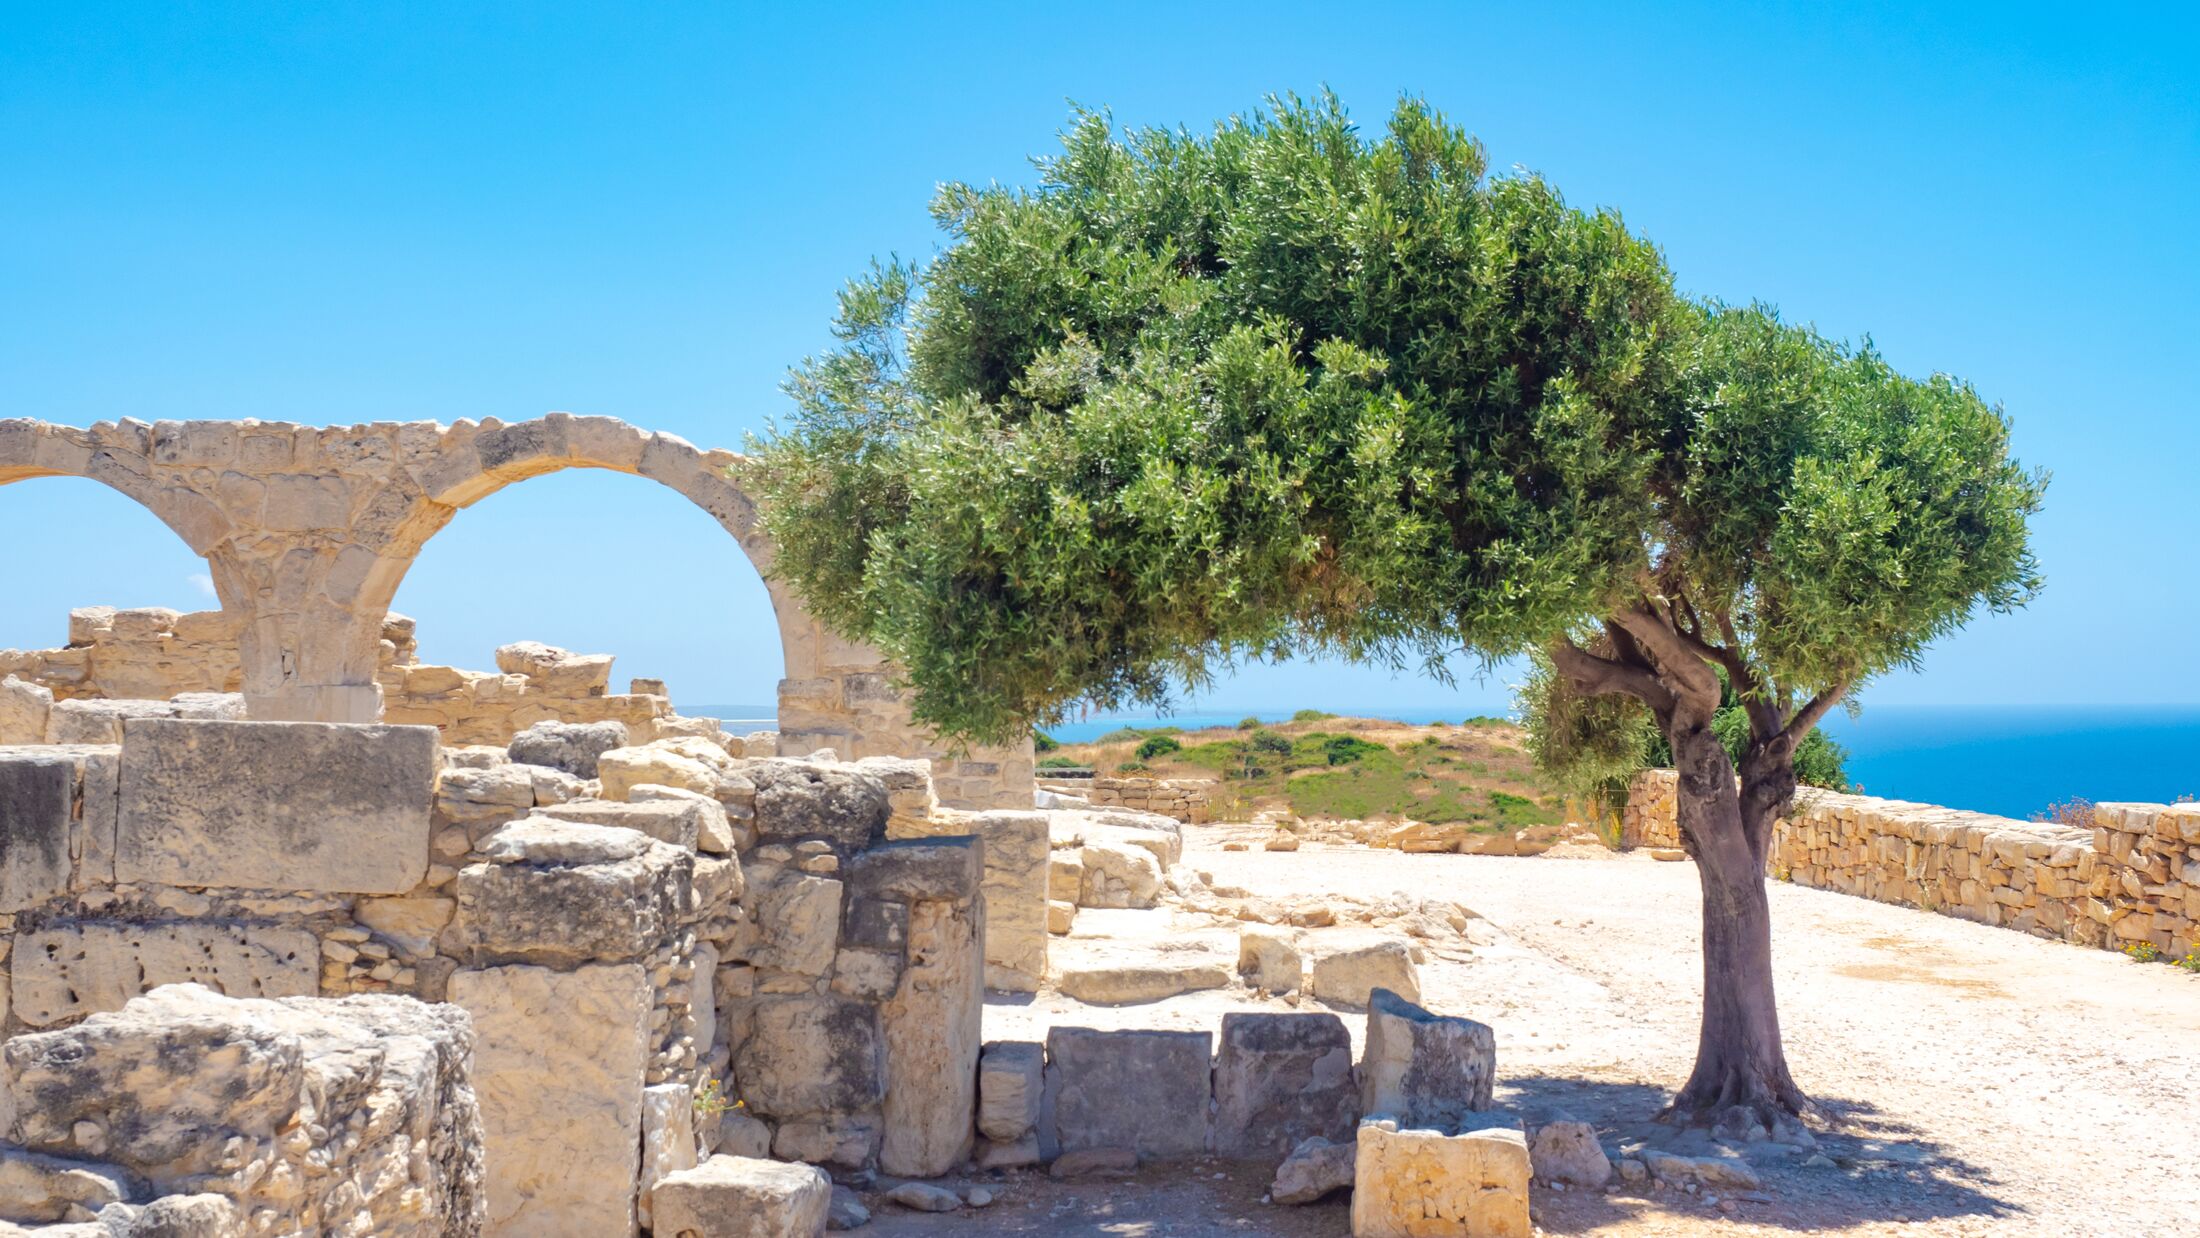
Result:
[1664, 723, 1811, 1125]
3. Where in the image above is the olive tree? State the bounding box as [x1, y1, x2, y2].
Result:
[747, 94, 2043, 1123]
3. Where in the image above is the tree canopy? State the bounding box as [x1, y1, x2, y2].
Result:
[749, 93, 2043, 751]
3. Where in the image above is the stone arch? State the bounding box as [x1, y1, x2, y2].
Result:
[0, 419, 243, 577]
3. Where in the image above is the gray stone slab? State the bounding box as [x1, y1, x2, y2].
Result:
[1041, 1027, 1212, 1160]
[1212, 1012, 1358, 1159]
[1360, 987, 1496, 1130]
[0, 750, 75, 911]
[116, 719, 436, 894]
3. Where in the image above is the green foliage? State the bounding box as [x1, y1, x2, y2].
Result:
[749, 90, 2043, 784]
[1037, 755, 1086, 769]
[1248, 729, 1294, 757]
[1033, 729, 1060, 752]
[1115, 760, 1148, 773]
[1135, 734, 1182, 760]
[1320, 735, 1384, 765]
[1292, 709, 1337, 722]
[2124, 942, 2163, 964]
[1237, 715, 1263, 729]
[1097, 727, 1147, 743]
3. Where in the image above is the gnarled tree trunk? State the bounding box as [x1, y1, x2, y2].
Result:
[1665, 722, 1810, 1124]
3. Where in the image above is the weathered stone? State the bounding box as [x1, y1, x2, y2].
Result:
[0, 749, 75, 911]
[457, 824, 688, 965]
[974, 1132, 1041, 1169]
[1077, 839, 1163, 909]
[1213, 1012, 1358, 1160]
[885, 1182, 962, 1212]
[651, 1154, 831, 1238]
[1352, 1120, 1530, 1238]
[600, 743, 723, 803]
[770, 1114, 880, 1169]
[532, 798, 703, 851]
[507, 718, 629, 778]
[1308, 933, 1420, 1009]
[827, 1184, 872, 1230]
[744, 759, 890, 852]
[902, 809, 1050, 992]
[632, 782, 741, 852]
[1271, 1134, 1356, 1205]
[847, 836, 983, 904]
[1049, 1146, 1137, 1178]
[718, 1111, 772, 1159]
[1529, 1119, 1611, 1188]
[3, 983, 483, 1236]
[734, 995, 885, 1120]
[11, 922, 317, 1027]
[978, 1040, 1045, 1143]
[1237, 924, 1303, 994]
[749, 874, 844, 976]
[1055, 955, 1233, 1005]
[1047, 899, 1076, 934]
[1360, 989, 1495, 1129]
[353, 895, 456, 957]
[0, 675, 53, 744]
[115, 719, 436, 894]
[879, 896, 983, 1177]
[1638, 1149, 1760, 1189]
[640, 1082, 700, 1230]
[1047, 850, 1084, 901]
[1041, 1027, 1211, 1160]
[0, 1148, 130, 1222]
[494, 641, 613, 695]
[450, 963, 651, 1238]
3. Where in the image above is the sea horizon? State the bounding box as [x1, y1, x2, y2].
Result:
[696, 701, 2200, 823]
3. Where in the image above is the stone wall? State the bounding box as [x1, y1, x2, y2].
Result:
[1621, 770, 2199, 959]
[1620, 769, 1680, 850]
[1041, 775, 1216, 823]
[0, 716, 999, 1234]
[0, 415, 1034, 810]
[2, 983, 485, 1235]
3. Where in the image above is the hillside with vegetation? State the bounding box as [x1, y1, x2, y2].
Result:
[1042, 712, 1571, 833]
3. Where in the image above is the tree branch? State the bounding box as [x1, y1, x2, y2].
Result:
[1609, 605, 1721, 718]
[1549, 636, 1677, 718]
[1781, 684, 1848, 746]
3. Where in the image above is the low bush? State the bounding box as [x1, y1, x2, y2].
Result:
[1135, 734, 1182, 760]
[1292, 709, 1336, 722]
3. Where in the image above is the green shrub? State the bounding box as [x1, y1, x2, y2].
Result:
[1320, 735, 1384, 766]
[1097, 727, 1147, 743]
[1033, 729, 1060, 753]
[1037, 755, 1084, 769]
[1249, 730, 1293, 756]
[1135, 734, 1182, 761]
[1237, 715, 1263, 729]
[1292, 709, 1336, 722]
[1116, 760, 1149, 773]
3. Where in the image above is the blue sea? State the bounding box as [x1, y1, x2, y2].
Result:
[698, 701, 2200, 821]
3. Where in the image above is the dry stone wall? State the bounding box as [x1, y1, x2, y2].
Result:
[0, 414, 1033, 808]
[1623, 769, 2200, 958]
[1041, 775, 1216, 823]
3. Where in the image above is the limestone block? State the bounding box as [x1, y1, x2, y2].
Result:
[978, 1041, 1044, 1143]
[49, 698, 179, 745]
[533, 798, 703, 851]
[848, 835, 984, 904]
[650, 1155, 831, 1238]
[734, 995, 885, 1121]
[1308, 933, 1421, 1009]
[599, 744, 722, 802]
[771, 1114, 880, 1169]
[1048, 850, 1084, 901]
[1528, 1119, 1611, 1188]
[354, 895, 456, 958]
[0, 1148, 130, 1222]
[1360, 988, 1495, 1129]
[640, 1082, 699, 1230]
[0, 675, 53, 744]
[1352, 1120, 1531, 1238]
[904, 809, 1049, 990]
[457, 822, 688, 965]
[116, 719, 436, 895]
[743, 759, 890, 852]
[1041, 1027, 1211, 1160]
[507, 718, 629, 778]
[879, 894, 983, 1177]
[1055, 953, 1232, 1004]
[0, 749, 74, 911]
[4, 983, 484, 1235]
[1047, 899, 1077, 934]
[1237, 924, 1304, 994]
[1212, 1012, 1358, 1160]
[494, 641, 613, 695]
[11, 922, 318, 1027]
[632, 782, 741, 852]
[433, 761, 536, 827]
[748, 873, 843, 976]
[1078, 838, 1163, 909]
[450, 963, 651, 1238]
[1271, 1134, 1357, 1205]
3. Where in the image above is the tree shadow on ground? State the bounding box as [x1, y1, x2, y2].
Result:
[1501, 1075, 2019, 1234]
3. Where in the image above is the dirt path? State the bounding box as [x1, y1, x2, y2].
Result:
[865, 833, 2200, 1236]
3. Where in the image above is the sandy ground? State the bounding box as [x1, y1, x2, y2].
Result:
[857, 824, 2200, 1236]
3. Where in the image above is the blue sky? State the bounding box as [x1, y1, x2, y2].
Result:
[3, 3, 2194, 714]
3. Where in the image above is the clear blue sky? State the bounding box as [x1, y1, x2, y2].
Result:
[3, 3, 2194, 714]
